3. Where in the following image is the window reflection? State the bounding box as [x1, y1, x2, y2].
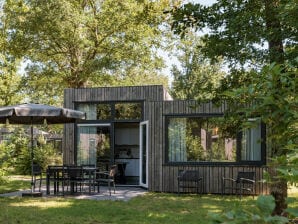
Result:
[167, 117, 237, 162]
[115, 103, 142, 120]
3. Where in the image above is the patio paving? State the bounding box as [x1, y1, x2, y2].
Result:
[0, 185, 148, 201]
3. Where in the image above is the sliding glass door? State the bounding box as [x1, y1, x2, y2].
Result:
[76, 124, 111, 167]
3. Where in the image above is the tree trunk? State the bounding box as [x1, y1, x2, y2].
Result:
[268, 166, 288, 216]
[264, 0, 287, 216]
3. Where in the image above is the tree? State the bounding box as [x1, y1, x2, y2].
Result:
[170, 0, 297, 216]
[170, 0, 297, 67]
[0, 5, 23, 106]
[3, 0, 171, 101]
[170, 32, 225, 101]
[0, 56, 23, 106]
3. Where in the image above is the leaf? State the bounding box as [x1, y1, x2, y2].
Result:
[264, 215, 288, 224]
[256, 195, 275, 215]
[285, 208, 298, 217]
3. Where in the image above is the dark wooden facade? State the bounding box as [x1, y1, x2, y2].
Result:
[63, 85, 269, 194]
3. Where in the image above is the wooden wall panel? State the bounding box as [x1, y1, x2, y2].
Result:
[64, 85, 170, 103]
[159, 165, 268, 194]
[63, 86, 269, 195]
[147, 100, 269, 194]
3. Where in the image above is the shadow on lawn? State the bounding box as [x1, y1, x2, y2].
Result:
[0, 193, 256, 224]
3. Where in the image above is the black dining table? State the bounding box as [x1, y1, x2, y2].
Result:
[46, 165, 97, 195]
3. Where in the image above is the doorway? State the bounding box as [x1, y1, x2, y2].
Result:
[76, 124, 112, 168]
[76, 122, 146, 186]
[114, 122, 140, 185]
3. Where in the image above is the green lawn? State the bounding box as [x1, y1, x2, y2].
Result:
[0, 193, 257, 224]
[0, 176, 297, 224]
[0, 175, 31, 194]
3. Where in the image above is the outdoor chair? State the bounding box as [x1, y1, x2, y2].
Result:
[94, 165, 117, 196]
[32, 163, 42, 192]
[177, 170, 203, 195]
[222, 171, 255, 199]
[81, 164, 97, 194]
[46, 165, 66, 195]
[66, 166, 84, 194]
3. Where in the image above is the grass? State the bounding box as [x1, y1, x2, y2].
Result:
[0, 193, 260, 224]
[0, 176, 297, 224]
[0, 175, 31, 194]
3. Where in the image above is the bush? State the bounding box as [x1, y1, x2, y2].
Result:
[208, 195, 290, 224]
[1, 127, 62, 175]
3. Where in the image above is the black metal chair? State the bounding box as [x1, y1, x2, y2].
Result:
[46, 165, 66, 195]
[94, 165, 117, 196]
[66, 166, 84, 194]
[81, 164, 97, 194]
[32, 163, 42, 192]
[222, 171, 256, 199]
[177, 170, 203, 195]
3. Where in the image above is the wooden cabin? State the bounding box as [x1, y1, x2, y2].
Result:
[63, 85, 269, 194]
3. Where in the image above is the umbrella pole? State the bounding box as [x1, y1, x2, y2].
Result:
[31, 123, 34, 193]
[22, 120, 42, 197]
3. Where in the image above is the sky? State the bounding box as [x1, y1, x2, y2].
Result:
[163, 0, 218, 84]
[188, 0, 217, 5]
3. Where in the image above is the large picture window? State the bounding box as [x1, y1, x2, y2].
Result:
[166, 116, 264, 164]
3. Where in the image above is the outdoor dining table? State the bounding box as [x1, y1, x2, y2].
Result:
[46, 165, 97, 195]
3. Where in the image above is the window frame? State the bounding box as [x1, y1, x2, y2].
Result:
[74, 100, 144, 122]
[165, 114, 266, 166]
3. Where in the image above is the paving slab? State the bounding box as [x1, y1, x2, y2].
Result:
[0, 185, 147, 201]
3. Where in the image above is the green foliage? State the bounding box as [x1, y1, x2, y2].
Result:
[224, 63, 297, 216]
[170, 0, 297, 67]
[0, 127, 62, 175]
[0, 58, 23, 106]
[3, 0, 172, 103]
[170, 0, 297, 215]
[226, 63, 297, 180]
[208, 195, 289, 224]
[170, 32, 225, 101]
[0, 143, 8, 184]
[0, 10, 24, 105]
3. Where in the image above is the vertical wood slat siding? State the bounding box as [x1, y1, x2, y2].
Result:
[64, 86, 269, 195]
[63, 85, 168, 165]
[160, 165, 268, 194]
[148, 100, 269, 194]
[64, 85, 168, 103]
[63, 88, 75, 165]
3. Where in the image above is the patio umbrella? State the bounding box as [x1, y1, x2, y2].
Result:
[0, 103, 86, 196]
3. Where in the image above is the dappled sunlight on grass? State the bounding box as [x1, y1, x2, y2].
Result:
[148, 212, 167, 218]
[9, 199, 74, 209]
[7, 175, 31, 181]
[0, 178, 30, 193]
[1, 191, 295, 224]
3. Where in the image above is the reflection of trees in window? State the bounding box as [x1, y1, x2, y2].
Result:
[167, 117, 237, 162]
[185, 118, 205, 161]
[96, 132, 110, 160]
[115, 103, 141, 120]
[77, 102, 142, 120]
[96, 104, 112, 120]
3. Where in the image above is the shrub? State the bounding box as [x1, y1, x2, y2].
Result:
[208, 195, 290, 224]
